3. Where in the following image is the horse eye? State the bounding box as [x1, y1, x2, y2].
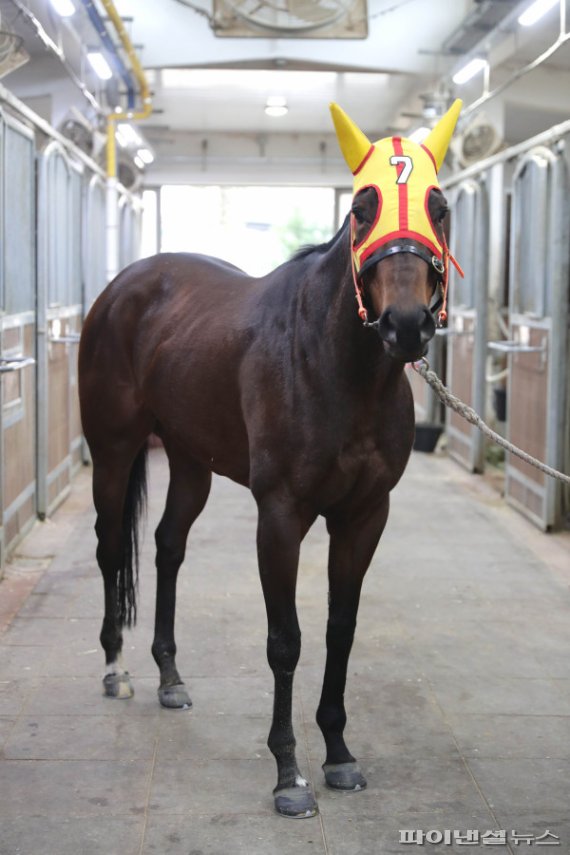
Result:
[437, 207, 449, 223]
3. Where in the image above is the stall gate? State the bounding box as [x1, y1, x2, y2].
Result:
[119, 192, 142, 272]
[37, 141, 84, 518]
[84, 175, 107, 313]
[0, 111, 36, 564]
[500, 146, 569, 529]
[446, 178, 489, 472]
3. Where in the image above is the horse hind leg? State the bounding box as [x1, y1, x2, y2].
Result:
[152, 455, 212, 709]
[93, 442, 149, 700]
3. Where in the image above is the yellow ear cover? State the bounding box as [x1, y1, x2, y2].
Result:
[330, 102, 373, 175]
[422, 99, 463, 172]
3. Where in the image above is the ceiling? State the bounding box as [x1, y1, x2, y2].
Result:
[1, 0, 570, 185]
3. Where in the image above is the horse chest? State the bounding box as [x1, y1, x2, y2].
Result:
[297, 419, 412, 512]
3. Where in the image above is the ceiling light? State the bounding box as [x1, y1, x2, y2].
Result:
[49, 0, 76, 15]
[134, 155, 145, 169]
[116, 123, 143, 146]
[452, 58, 487, 85]
[87, 51, 112, 81]
[518, 0, 559, 27]
[137, 148, 154, 164]
[265, 95, 288, 117]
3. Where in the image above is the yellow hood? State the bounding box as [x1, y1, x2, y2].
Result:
[331, 100, 462, 277]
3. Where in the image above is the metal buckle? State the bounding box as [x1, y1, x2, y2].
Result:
[432, 256, 445, 275]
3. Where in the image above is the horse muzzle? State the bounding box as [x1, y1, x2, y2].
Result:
[376, 304, 436, 362]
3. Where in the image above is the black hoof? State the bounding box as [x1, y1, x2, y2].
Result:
[158, 683, 192, 710]
[274, 783, 319, 818]
[323, 761, 367, 791]
[102, 672, 134, 700]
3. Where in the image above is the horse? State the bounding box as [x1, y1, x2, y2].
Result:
[78, 100, 462, 818]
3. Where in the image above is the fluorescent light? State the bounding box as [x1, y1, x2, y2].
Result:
[87, 51, 112, 81]
[408, 126, 430, 143]
[265, 95, 288, 117]
[265, 106, 288, 117]
[49, 0, 75, 15]
[518, 0, 559, 26]
[452, 57, 487, 85]
[116, 123, 142, 146]
[137, 148, 154, 164]
[134, 155, 145, 169]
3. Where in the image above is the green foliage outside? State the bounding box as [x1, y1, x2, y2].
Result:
[278, 208, 333, 259]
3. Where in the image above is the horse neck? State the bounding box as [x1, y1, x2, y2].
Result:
[296, 230, 403, 391]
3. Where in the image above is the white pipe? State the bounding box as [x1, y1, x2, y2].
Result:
[106, 176, 119, 282]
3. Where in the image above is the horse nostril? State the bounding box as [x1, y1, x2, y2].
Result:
[378, 309, 397, 344]
[378, 305, 436, 353]
[419, 307, 436, 344]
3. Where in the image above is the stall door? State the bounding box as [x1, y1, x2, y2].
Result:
[446, 179, 489, 472]
[503, 147, 569, 529]
[83, 175, 107, 312]
[37, 142, 83, 518]
[0, 112, 37, 568]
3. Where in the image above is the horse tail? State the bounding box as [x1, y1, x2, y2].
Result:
[118, 442, 149, 629]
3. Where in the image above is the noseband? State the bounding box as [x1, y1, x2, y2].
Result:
[351, 237, 463, 332]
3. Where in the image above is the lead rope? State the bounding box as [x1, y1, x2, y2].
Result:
[411, 357, 570, 485]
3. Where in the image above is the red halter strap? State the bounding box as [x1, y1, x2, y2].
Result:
[349, 210, 464, 328]
[437, 232, 464, 326]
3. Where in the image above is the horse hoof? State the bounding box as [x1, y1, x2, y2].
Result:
[274, 783, 319, 818]
[323, 761, 367, 791]
[158, 683, 192, 710]
[102, 672, 134, 700]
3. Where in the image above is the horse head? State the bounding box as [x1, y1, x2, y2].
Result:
[331, 99, 463, 362]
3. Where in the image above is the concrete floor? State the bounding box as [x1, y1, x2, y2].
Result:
[1, 448, 569, 855]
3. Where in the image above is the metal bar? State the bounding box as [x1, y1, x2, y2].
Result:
[435, 328, 472, 337]
[7, 0, 102, 115]
[488, 341, 545, 353]
[49, 335, 81, 344]
[0, 83, 105, 179]
[544, 151, 570, 526]
[443, 117, 570, 189]
[0, 357, 35, 372]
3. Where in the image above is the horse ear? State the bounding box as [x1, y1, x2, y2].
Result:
[330, 103, 373, 175]
[422, 99, 463, 172]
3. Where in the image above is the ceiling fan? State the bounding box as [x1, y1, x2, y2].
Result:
[215, 0, 361, 35]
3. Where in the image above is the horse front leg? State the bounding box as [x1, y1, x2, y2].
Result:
[256, 494, 318, 818]
[317, 496, 390, 791]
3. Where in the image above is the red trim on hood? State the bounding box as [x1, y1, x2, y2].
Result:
[424, 184, 445, 249]
[352, 184, 383, 252]
[421, 143, 438, 173]
[353, 144, 375, 176]
[392, 137, 408, 232]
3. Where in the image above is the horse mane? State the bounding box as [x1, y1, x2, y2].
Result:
[289, 214, 350, 262]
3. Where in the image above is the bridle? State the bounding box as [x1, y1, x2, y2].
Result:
[351, 234, 464, 332]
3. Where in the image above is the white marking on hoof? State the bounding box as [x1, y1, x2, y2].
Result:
[105, 655, 127, 677]
[295, 775, 308, 788]
[102, 656, 134, 699]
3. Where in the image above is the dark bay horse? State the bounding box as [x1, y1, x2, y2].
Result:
[78, 102, 461, 818]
